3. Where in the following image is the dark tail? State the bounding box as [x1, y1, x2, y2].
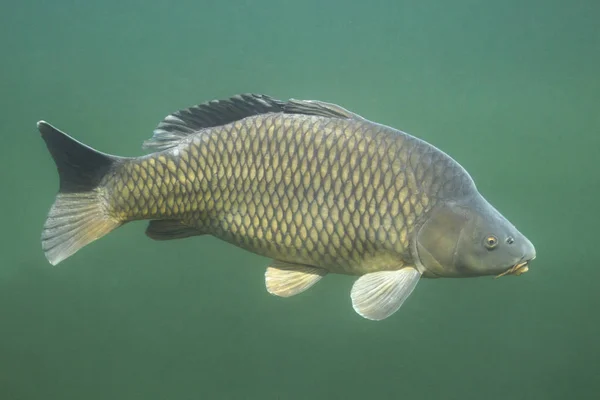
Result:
[38, 121, 123, 265]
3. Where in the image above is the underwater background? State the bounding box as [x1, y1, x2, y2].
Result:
[1, 0, 598, 399]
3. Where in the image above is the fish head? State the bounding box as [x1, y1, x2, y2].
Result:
[414, 195, 536, 278]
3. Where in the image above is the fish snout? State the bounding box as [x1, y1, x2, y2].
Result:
[517, 233, 536, 266]
[522, 236, 536, 264]
[495, 238, 536, 279]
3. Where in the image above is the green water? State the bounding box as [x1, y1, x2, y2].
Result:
[1, 0, 598, 399]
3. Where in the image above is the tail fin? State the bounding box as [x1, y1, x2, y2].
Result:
[38, 121, 123, 265]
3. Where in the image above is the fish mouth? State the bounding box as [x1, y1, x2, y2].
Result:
[494, 256, 535, 279]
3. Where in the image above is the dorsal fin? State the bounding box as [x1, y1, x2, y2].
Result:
[143, 94, 285, 151]
[142, 94, 362, 151]
[283, 98, 363, 120]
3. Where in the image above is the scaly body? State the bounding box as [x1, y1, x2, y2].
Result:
[107, 113, 474, 275]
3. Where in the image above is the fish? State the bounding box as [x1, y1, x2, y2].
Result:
[38, 93, 536, 321]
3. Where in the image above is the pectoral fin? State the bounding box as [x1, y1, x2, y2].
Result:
[265, 261, 327, 297]
[351, 267, 421, 321]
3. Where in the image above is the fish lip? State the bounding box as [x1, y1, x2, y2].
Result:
[494, 257, 534, 279]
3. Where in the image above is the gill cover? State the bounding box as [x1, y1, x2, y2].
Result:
[415, 202, 469, 277]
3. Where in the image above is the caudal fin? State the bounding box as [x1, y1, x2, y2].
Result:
[38, 121, 123, 265]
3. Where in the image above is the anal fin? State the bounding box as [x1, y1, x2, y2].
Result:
[265, 261, 327, 297]
[351, 267, 421, 321]
[145, 220, 204, 240]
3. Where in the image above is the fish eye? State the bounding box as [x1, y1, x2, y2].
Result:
[484, 235, 498, 249]
[506, 236, 515, 245]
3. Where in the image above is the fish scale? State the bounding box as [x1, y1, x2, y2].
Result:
[38, 93, 535, 321]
